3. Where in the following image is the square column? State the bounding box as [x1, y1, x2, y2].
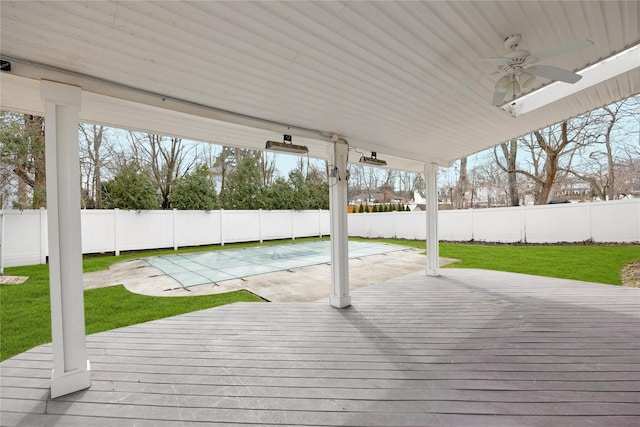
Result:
[328, 142, 351, 308]
[424, 163, 439, 277]
[41, 80, 91, 398]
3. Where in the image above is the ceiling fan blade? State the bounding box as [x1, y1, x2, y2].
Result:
[479, 56, 510, 65]
[442, 71, 501, 98]
[492, 89, 507, 106]
[527, 38, 594, 64]
[525, 65, 582, 83]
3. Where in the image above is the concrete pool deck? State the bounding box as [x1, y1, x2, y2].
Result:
[83, 245, 456, 302]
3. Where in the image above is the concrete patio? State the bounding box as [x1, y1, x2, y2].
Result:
[1, 269, 639, 426]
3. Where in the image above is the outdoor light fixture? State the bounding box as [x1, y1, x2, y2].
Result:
[265, 134, 309, 154]
[503, 43, 640, 117]
[359, 152, 387, 166]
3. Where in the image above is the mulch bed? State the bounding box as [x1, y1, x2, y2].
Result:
[622, 261, 640, 288]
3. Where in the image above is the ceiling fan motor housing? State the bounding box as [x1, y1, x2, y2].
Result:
[504, 49, 530, 63]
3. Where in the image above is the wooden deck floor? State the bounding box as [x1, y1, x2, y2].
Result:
[2, 269, 639, 426]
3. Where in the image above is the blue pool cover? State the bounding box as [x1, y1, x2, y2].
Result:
[147, 241, 407, 288]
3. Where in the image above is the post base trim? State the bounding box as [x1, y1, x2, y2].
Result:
[330, 295, 352, 308]
[51, 360, 91, 399]
[426, 268, 440, 277]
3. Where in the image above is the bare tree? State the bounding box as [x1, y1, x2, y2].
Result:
[566, 96, 640, 200]
[510, 115, 597, 204]
[615, 156, 640, 198]
[0, 113, 46, 208]
[212, 146, 236, 197]
[451, 156, 468, 209]
[379, 169, 396, 202]
[79, 123, 118, 208]
[364, 166, 383, 202]
[347, 164, 365, 202]
[474, 159, 510, 207]
[494, 139, 520, 206]
[259, 151, 278, 186]
[212, 146, 269, 199]
[128, 132, 195, 209]
[397, 170, 417, 201]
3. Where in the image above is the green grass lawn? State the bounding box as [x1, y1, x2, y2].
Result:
[363, 238, 639, 285]
[440, 243, 639, 285]
[2, 238, 638, 361]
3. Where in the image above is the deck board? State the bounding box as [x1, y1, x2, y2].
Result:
[2, 269, 639, 426]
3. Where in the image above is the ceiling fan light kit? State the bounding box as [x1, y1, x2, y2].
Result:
[519, 71, 535, 88]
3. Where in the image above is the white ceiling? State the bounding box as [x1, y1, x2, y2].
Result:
[1, 1, 639, 171]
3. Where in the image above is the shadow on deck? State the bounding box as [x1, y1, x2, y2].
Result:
[1, 269, 639, 426]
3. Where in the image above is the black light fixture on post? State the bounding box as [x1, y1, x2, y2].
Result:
[265, 134, 309, 154]
[359, 151, 387, 166]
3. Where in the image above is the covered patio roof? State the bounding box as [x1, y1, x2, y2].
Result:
[1, 1, 638, 170]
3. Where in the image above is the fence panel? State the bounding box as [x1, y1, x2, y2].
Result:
[117, 210, 174, 251]
[174, 210, 221, 247]
[471, 207, 524, 243]
[293, 210, 323, 238]
[81, 210, 116, 253]
[221, 210, 261, 243]
[438, 210, 473, 241]
[590, 199, 640, 243]
[362, 213, 396, 238]
[260, 210, 293, 241]
[393, 212, 427, 240]
[524, 203, 591, 243]
[320, 210, 331, 236]
[347, 213, 364, 237]
[3, 210, 45, 266]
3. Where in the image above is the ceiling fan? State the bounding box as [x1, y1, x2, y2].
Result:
[482, 34, 594, 106]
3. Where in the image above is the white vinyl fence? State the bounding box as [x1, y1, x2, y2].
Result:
[350, 198, 640, 243]
[2, 199, 639, 268]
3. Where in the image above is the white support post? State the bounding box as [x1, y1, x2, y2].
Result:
[424, 163, 439, 277]
[291, 209, 295, 240]
[328, 142, 351, 308]
[41, 80, 90, 398]
[318, 209, 322, 238]
[258, 209, 263, 243]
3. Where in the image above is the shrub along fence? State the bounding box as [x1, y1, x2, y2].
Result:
[2, 198, 638, 268]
